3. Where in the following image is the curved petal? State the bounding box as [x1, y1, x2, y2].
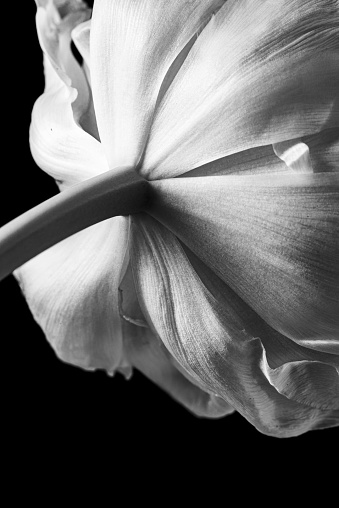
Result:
[261, 353, 339, 410]
[90, 0, 227, 169]
[141, 0, 339, 179]
[19, 2, 129, 373]
[118, 265, 234, 418]
[130, 215, 339, 436]
[273, 140, 313, 173]
[180, 128, 339, 178]
[71, 19, 100, 140]
[35, 0, 91, 120]
[30, 56, 108, 189]
[72, 19, 90, 68]
[147, 172, 339, 353]
[14, 216, 129, 373]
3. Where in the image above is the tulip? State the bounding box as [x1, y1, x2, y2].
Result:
[0, 0, 338, 437]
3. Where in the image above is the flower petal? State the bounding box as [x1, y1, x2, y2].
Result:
[273, 140, 313, 173]
[71, 18, 90, 68]
[15, 216, 129, 373]
[90, 0, 227, 169]
[30, 55, 108, 188]
[130, 215, 339, 436]
[118, 265, 234, 418]
[180, 129, 339, 178]
[141, 0, 339, 179]
[147, 172, 339, 353]
[261, 353, 339, 410]
[35, 0, 91, 120]
[304, 128, 339, 173]
[123, 321, 234, 419]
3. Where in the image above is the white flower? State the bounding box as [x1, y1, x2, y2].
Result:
[2, 0, 339, 437]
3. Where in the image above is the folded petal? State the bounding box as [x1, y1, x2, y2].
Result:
[35, 0, 91, 120]
[273, 140, 313, 173]
[180, 128, 339, 178]
[90, 0, 227, 169]
[22, 3, 130, 373]
[141, 0, 339, 179]
[261, 353, 339, 410]
[15, 216, 129, 372]
[30, 55, 108, 188]
[130, 215, 339, 436]
[147, 172, 339, 353]
[118, 265, 234, 418]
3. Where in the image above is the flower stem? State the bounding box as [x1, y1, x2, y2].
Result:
[0, 167, 150, 281]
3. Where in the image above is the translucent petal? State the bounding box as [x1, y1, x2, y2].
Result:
[35, 0, 91, 120]
[90, 0, 227, 169]
[273, 140, 313, 173]
[147, 172, 339, 353]
[119, 265, 234, 418]
[181, 129, 339, 178]
[141, 0, 339, 179]
[30, 56, 108, 188]
[14, 217, 130, 373]
[123, 322, 234, 419]
[130, 215, 339, 436]
[18, 1, 128, 373]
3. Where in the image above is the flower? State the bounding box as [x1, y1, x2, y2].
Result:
[9, 0, 339, 436]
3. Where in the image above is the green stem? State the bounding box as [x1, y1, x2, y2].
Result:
[0, 167, 150, 282]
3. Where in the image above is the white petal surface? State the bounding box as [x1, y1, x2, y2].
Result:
[141, 0, 339, 179]
[18, 1, 130, 373]
[123, 321, 234, 419]
[30, 56, 108, 188]
[15, 217, 129, 372]
[130, 216, 339, 436]
[180, 129, 339, 178]
[35, 1, 91, 120]
[273, 140, 313, 173]
[119, 266, 234, 418]
[90, 0, 227, 169]
[147, 172, 339, 353]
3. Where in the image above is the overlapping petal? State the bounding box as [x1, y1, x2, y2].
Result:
[147, 172, 339, 353]
[31, 2, 103, 187]
[15, 216, 129, 372]
[119, 266, 234, 418]
[179, 129, 339, 178]
[141, 0, 339, 179]
[22, 0, 339, 434]
[130, 215, 339, 436]
[17, 1, 130, 372]
[90, 0, 227, 169]
[35, 0, 91, 120]
[30, 56, 107, 188]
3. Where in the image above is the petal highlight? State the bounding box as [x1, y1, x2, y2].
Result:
[35, 0, 91, 119]
[141, 0, 339, 178]
[90, 0, 227, 169]
[30, 56, 108, 188]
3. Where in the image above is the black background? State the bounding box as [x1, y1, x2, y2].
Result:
[2, 1, 337, 477]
